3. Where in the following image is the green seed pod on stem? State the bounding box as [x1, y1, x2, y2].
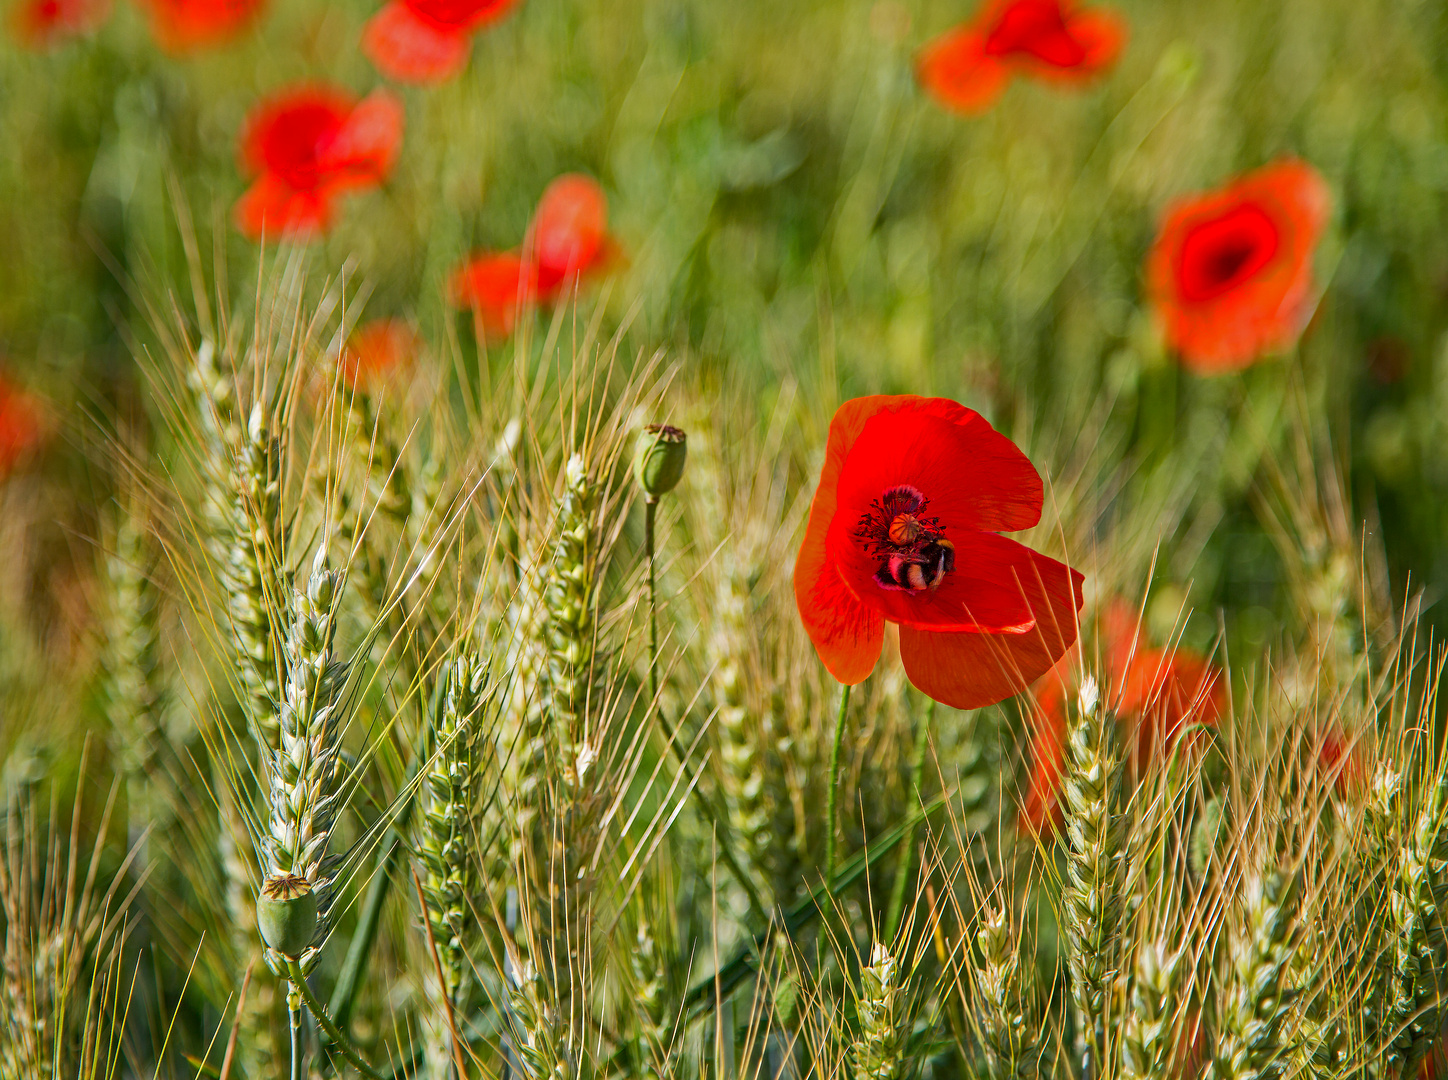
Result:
[257, 873, 318, 958]
[634, 425, 687, 502]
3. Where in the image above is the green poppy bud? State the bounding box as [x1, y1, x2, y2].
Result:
[257, 873, 318, 958]
[634, 424, 687, 501]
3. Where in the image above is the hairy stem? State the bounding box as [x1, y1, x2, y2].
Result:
[884, 698, 933, 942]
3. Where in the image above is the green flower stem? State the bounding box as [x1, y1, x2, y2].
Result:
[289, 1003, 304, 1080]
[645, 496, 659, 706]
[824, 683, 853, 893]
[287, 957, 385, 1080]
[884, 698, 934, 943]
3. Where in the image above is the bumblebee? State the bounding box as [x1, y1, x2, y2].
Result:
[874, 537, 956, 593]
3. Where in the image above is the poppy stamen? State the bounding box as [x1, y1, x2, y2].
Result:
[854, 485, 954, 593]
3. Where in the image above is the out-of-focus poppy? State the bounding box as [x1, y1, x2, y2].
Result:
[1020, 663, 1069, 835]
[448, 251, 536, 340]
[794, 395, 1083, 710]
[340, 319, 418, 390]
[0, 377, 47, 477]
[1146, 159, 1331, 374]
[916, 0, 1125, 115]
[526, 174, 613, 297]
[1106, 603, 1223, 770]
[12, 0, 110, 46]
[1318, 728, 1366, 797]
[140, 0, 263, 51]
[234, 85, 403, 241]
[363, 0, 519, 84]
[448, 174, 614, 342]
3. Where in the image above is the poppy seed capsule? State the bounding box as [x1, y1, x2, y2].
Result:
[634, 424, 687, 501]
[257, 872, 317, 957]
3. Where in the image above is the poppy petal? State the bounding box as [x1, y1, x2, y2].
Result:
[916, 26, 1011, 114]
[362, 2, 471, 83]
[234, 174, 333, 240]
[528, 174, 610, 295]
[795, 488, 885, 686]
[841, 397, 1044, 533]
[897, 549, 1082, 709]
[325, 89, 404, 187]
[448, 250, 539, 339]
[144, 0, 262, 52]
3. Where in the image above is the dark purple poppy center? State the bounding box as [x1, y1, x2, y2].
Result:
[983, 0, 1088, 67]
[853, 485, 956, 593]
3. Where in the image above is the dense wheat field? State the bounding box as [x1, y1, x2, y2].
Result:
[4, 0, 1448, 1077]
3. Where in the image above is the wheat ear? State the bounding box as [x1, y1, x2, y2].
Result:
[975, 903, 1040, 1080]
[1208, 870, 1300, 1080]
[1060, 676, 1123, 1072]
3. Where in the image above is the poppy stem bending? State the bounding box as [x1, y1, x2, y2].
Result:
[883, 697, 934, 943]
[824, 683, 852, 893]
[286, 958, 385, 1080]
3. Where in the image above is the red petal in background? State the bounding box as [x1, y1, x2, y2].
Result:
[12, 0, 110, 46]
[233, 173, 334, 240]
[448, 251, 539, 339]
[363, 2, 471, 83]
[144, 0, 263, 52]
[325, 89, 405, 188]
[528, 174, 610, 295]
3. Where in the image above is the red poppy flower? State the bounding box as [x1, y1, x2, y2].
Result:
[525, 174, 614, 298]
[916, 0, 1125, 115]
[12, 0, 109, 46]
[140, 0, 262, 51]
[340, 319, 418, 389]
[234, 85, 403, 241]
[1146, 159, 1331, 374]
[448, 250, 537, 340]
[362, 0, 519, 84]
[0, 377, 47, 477]
[794, 395, 1083, 710]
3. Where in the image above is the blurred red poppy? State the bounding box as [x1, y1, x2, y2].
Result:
[448, 251, 536, 340]
[794, 395, 1083, 710]
[1146, 159, 1331, 374]
[234, 85, 403, 240]
[140, 0, 263, 51]
[1318, 728, 1366, 797]
[1020, 665, 1068, 835]
[1106, 604, 1223, 769]
[341, 319, 418, 389]
[526, 174, 614, 297]
[0, 377, 47, 477]
[12, 0, 109, 46]
[363, 0, 520, 84]
[449, 174, 614, 342]
[917, 0, 1125, 115]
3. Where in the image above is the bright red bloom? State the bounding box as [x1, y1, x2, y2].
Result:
[234, 86, 403, 241]
[1146, 159, 1331, 374]
[0, 377, 47, 477]
[448, 251, 537, 340]
[916, 0, 1125, 115]
[794, 396, 1083, 710]
[341, 319, 418, 389]
[362, 0, 519, 84]
[526, 174, 613, 297]
[140, 0, 262, 51]
[12, 0, 109, 46]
